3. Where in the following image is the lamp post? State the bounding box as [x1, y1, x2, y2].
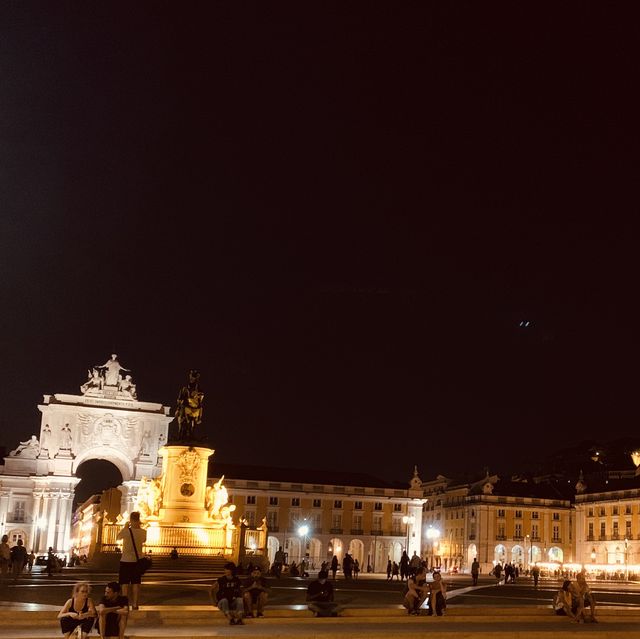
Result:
[426, 526, 440, 570]
[402, 515, 415, 554]
[298, 522, 310, 565]
[624, 538, 629, 581]
[525, 534, 530, 573]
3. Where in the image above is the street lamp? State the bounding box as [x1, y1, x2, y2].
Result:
[402, 515, 415, 554]
[525, 534, 530, 572]
[298, 522, 310, 564]
[426, 526, 440, 569]
[624, 538, 629, 581]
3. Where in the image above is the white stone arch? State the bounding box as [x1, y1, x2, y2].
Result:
[494, 544, 506, 563]
[391, 541, 403, 563]
[511, 544, 524, 565]
[329, 537, 344, 563]
[284, 536, 301, 563]
[348, 538, 365, 566]
[267, 536, 279, 564]
[307, 537, 322, 568]
[548, 546, 563, 563]
[531, 545, 542, 564]
[73, 448, 134, 482]
[467, 543, 477, 567]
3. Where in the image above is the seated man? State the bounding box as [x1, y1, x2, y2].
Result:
[403, 566, 429, 614]
[96, 582, 129, 639]
[212, 562, 244, 625]
[571, 572, 599, 623]
[306, 569, 339, 617]
[242, 566, 269, 618]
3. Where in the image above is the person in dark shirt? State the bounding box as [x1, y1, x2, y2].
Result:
[10, 539, 28, 582]
[212, 562, 244, 625]
[242, 566, 269, 617]
[96, 581, 129, 639]
[306, 569, 339, 617]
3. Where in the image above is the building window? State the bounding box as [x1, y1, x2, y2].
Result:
[497, 509, 505, 518]
[245, 510, 256, 526]
[291, 498, 300, 507]
[331, 514, 342, 530]
[374, 502, 383, 511]
[354, 501, 363, 510]
[372, 515, 382, 532]
[515, 510, 522, 518]
[13, 501, 26, 523]
[613, 506, 619, 516]
[552, 525, 560, 542]
[588, 508, 594, 517]
[626, 521, 632, 537]
[588, 522, 594, 538]
[313, 513, 322, 530]
[600, 522, 606, 538]
[626, 505, 632, 515]
[532, 524, 539, 538]
[352, 514, 362, 530]
[333, 500, 342, 509]
[266, 511, 278, 528]
[246, 495, 256, 505]
[269, 497, 279, 506]
[313, 499, 322, 508]
[392, 518, 402, 534]
[497, 524, 505, 539]
[515, 523, 522, 538]
[393, 503, 403, 512]
[552, 512, 560, 521]
[599, 507, 606, 517]
[531, 511, 539, 519]
[613, 521, 619, 538]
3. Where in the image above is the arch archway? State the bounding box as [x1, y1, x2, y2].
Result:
[531, 545, 541, 564]
[348, 539, 364, 566]
[511, 545, 524, 565]
[308, 538, 322, 569]
[391, 541, 403, 563]
[467, 543, 477, 567]
[73, 448, 133, 482]
[329, 537, 344, 563]
[74, 459, 123, 507]
[494, 544, 506, 564]
[548, 546, 563, 563]
[267, 536, 279, 564]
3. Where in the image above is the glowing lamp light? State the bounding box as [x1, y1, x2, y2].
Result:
[298, 525, 309, 536]
[426, 527, 441, 540]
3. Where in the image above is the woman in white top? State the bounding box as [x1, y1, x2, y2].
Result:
[116, 511, 147, 610]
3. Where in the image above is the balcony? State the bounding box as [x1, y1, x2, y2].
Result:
[350, 529, 364, 535]
[370, 530, 383, 536]
[513, 536, 523, 541]
[496, 535, 506, 541]
[531, 536, 540, 541]
[586, 535, 595, 541]
[329, 528, 343, 534]
[468, 534, 476, 540]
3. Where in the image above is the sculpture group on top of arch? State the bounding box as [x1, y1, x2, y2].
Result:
[80, 353, 137, 400]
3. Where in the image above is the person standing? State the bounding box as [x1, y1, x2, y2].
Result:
[273, 546, 285, 578]
[353, 558, 360, 580]
[10, 539, 28, 582]
[46, 547, 55, 577]
[27, 550, 35, 572]
[116, 511, 146, 610]
[400, 550, 410, 581]
[0, 535, 10, 584]
[531, 564, 540, 588]
[330, 555, 339, 580]
[471, 557, 480, 586]
[386, 559, 392, 580]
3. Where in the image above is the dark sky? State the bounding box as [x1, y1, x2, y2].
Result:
[1, 2, 637, 484]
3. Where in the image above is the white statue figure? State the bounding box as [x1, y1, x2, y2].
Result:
[60, 423, 73, 450]
[205, 476, 236, 521]
[118, 374, 137, 399]
[136, 477, 151, 517]
[140, 430, 151, 457]
[80, 368, 102, 394]
[150, 477, 163, 516]
[10, 435, 40, 458]
[97, 354, 130, 387]
[40, 424, 52, 450]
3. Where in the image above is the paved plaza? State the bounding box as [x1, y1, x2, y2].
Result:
[2, 567, 640, 637]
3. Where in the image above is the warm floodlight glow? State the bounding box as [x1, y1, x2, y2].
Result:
[298, 524, 309, 536]
[426, 526, 440, 540]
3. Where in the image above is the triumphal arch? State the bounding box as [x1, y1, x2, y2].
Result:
[0, 355, 173, 553]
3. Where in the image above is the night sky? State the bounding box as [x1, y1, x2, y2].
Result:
[1, 2, 637, 485]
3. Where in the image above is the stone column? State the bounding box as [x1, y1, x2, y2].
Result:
[0, 490, 9, 538]
[158, 445, 214, 524]
[58, 493, 74, 552]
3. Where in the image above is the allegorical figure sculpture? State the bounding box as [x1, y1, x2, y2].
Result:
[96, 353, 130, 387]
[175, 369, 204, 441]
[10, 435, 40, 458]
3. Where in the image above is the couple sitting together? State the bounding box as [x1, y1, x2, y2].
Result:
[403, 568, 447, 616]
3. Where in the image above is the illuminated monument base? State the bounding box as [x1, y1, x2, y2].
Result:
[98, 445, 262, 560]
